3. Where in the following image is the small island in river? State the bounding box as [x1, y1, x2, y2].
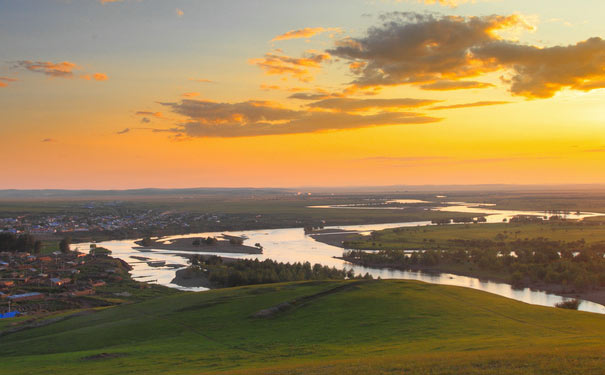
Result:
[134, 234, 263, 254]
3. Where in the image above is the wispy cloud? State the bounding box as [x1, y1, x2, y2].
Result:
[154, 99, 440, 138]
[190, 78, 215, 83]
[16, 61, 78, 78]
[15, 60, 108, 81]
[0, 77, 17, 88]
[41, 138, 57, 143]
[135, 111, 163, 118]
[420, 80, 494, 91]
[271, 27, 341, 42]
[116, 128, 130, 134]
[250, 51, 331, 82]
[182, 92, 200, 98]
[429, 101, 510, 110]
[81, 73, 108, 81]
[307, 98, 440, 112]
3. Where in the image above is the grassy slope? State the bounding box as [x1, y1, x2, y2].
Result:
[1, 280, 604, 374]
[348, 221, 605, 250]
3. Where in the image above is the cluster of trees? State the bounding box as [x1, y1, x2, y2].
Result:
[343, 237, 605, 292]
[192, 237, 218, 246]
[228, 237, 244, 245]
[0, 233, 42, 253]
[431, 217, 487, 225]
[188, 255, 372, 288]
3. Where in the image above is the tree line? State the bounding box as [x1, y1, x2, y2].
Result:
[0, 233, 42, 253]
[343, 237, 605, 292]
[187, 255, 372, 288]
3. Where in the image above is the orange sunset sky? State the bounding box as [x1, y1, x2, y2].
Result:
[1, 0, 605, 189]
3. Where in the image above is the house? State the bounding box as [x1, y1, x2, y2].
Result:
[70, 289, 94, 297]
[8, 292, 44, 302]
[0, 280, 14, 288]
[50, 278, 71, 286]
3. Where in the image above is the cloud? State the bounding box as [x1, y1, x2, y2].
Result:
[116, 128, 130, 134]
[16, 60, 108, 81]
[81, 73, 109, 81]
[0, 77, 17, 88]
[419, 80, 494, 90]
[135, 111, 163, 118]
[473, 38, 605, 98]
[99, 0, 124, 3]
[429, 101, 510, 110]
[289, 92, 336, 100]
[176, 8, 184, 17]
[141, 118, 151, 123]
[41, 138, 57, 142]
[307, 98, 440, 112]
[329, 13, 532, 87]
[182, 92, 200, 98]
[250, 51, 331, 82]
[260, 84, 306, 92]
[329, 13, 605, 98]
[16, 60, 78, 78]
[158, 99, 440, 137]
[272, 27, 341, 42]
[190, 78, 215, 83]
[93, 73, 108, 81]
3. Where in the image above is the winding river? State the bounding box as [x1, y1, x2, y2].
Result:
[76, 202, 605, 314]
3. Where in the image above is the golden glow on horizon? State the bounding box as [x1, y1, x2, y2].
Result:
[1, 0, 605, 188]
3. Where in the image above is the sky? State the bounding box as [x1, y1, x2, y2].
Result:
[1, 0, 605, 189]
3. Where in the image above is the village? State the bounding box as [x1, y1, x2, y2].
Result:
[0, 209, 199, 235]
[0, 245, 139, 319]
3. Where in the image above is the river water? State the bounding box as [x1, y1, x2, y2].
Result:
[75, 202, 605, 314]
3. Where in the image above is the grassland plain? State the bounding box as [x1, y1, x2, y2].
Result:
[345, 221, 605, 250]
[1, 280, 604, 374]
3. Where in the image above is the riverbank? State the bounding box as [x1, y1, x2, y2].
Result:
[134, 235, 262, 254]
[310, 224, 605, 307]
[170, 254, 240, 288]
[308, 229, 359, 247]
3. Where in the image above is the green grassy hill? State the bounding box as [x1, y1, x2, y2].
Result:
[1, 280, 604, 374]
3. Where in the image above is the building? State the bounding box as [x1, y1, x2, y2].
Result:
[7, 292, 45, 302]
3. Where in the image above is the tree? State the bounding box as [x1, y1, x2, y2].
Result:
[33, 240, 42, 254]
[59, 237, 71, 253]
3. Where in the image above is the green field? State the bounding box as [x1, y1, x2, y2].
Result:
[439, 189, 605, 214]
[1, 280, 604, 374]
[347, 221, 605, 250]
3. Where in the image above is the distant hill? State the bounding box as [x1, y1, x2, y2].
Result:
[1, 279, 604, 374]
[0, 188, 292, 199]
